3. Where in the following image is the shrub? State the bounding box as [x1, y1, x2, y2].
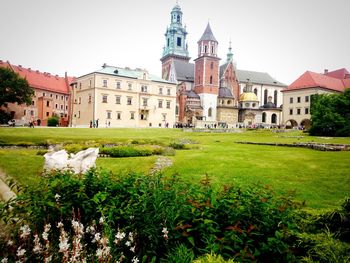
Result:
[100, 145, 153, 157]
[169, 142, 186, 150]
[47, 116, 59, 127]
[0, 170, 305, 262]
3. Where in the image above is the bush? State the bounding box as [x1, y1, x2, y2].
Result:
[47, 116, 59, 127]
[0, 170, 306, 262]
[169, 142, 187, 150]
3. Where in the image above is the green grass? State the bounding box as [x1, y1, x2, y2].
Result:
[0, 127, 349, 210]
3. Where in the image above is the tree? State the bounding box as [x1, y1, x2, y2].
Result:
[309, 89, 350, 136]
[0, 67, 34, 107]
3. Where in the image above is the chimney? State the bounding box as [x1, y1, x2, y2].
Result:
[102, 63, 107, 68]
[324, 69, 328, 74]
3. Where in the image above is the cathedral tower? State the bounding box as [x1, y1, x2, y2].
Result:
[194, 23, 220, 121]
[161, 3, 190, 82]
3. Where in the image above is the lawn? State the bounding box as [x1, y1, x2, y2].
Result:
[0, 127, 349, 210]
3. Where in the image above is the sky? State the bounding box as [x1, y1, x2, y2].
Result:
[1, 0, 349, 85]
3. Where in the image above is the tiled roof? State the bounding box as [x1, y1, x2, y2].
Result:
[218, 87, 233, 98]
[236, 69, 287, 87]
[186, 90, 200, 98]
[94, 65, 173, 84]
[0, 60, 73, 94]
[285, 71, 346, 92]
[324, 68, 350, 79]
[173, 60, 194, 82]
[198, 23, 217, 42]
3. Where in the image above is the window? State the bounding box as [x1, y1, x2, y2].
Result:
[271, 114, 277, 124]
[78, 111, 80, 118]
[30, 110, 34, 116]
[107, 111, 111, 119]
[211, 45, 214, 54]
[142, 98, 148, 106]
[210, 76, 213, 84]
[65, 105, 68, 110]
[103, 79, 108, 87]
[88, 95, 92, 103]
[141, 85, 148, 92]
[162, 113, 167, 121]
[50, 94, 53, 98]
[274, 90, 278, 106]
[79, 83, 82, 89]
[159, 87, 163, 94]
[177, 37, 182, 47]
[167, 38, 169, 47]
[297, 97, 301, 103]
[208, 107, 212, 117]
[290, 97, 293, 104]
[167, 88, 171, 95]
[24, 110, 26, 116]
[130, 112, 135, 120]
[297, 108, 301, 115]
[289, 109, 293, 115]
[65, 96, 68, 101]
[204, 45, 207, 53]
[116, 81, 121, 89]
[140, 113, 147, 120]
[128, 83, 132, 90]
[55, 103, 58, 109]
[175, 105, 179, 115]
[305, 96, 309, 102]
[89, 80, 92, 87]
[305, 107, 309, 114]
[116, 112, 121, 120]
[46, 112, 49, 117]
[102, 95, 108, 103]
[61, 96, 64, 100]
[46, 101, 50, 107]
[158, 100, 163, 108]
[60, 105, 63, 110]
[127, 97, 132, 105]
[262, 112, 266, 123]
[32, 100, 35, 106]
[264, 89, 268, 105]
[115, 96, 121, 104]
[254, 88, 257, 95]
[56, 95, 58, 99]
[166, 101, 171, 109]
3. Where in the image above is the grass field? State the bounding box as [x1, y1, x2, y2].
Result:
[0, 127, 349, 210]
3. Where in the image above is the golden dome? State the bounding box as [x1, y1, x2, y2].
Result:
[239, 92, 259, 102]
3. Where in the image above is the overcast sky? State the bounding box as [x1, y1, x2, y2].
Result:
[1, 0, 349, 85]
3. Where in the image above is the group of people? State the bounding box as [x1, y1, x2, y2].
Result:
[89, 119, 99, 128]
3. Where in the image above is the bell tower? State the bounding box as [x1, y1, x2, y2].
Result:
[194, 23, 220, 121]
[160, 3, 190, 82]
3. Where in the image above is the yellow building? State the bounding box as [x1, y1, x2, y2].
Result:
[71, 65, 176, 128]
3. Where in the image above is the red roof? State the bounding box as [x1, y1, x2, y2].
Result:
[284, 70, 347, 93]
[0, 60, 74, 94]
[325, 68, 350, 79]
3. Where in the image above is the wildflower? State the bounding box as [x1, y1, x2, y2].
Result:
[130, 246, 136, 253]
[57, 222, 64, 228]
[162, 227, 169, 240]
[128, 232, 134, 242]
[92, 232, 101, 243]
[114, 230, 126, 244]
[125, 241, 131, 247]
[44, 255, 52, 263]
[55, 193, 61, 202]
[44, 224, 51, 233]
[1, 258, 8, 263]
[33, 234, 42, 254]
[16, 247, 26, 257]
[19, 225, 31, 239]
[7, 240, 14, 246]
[86, 225, 95, 234]
[42, 232, 49, 241]
[99, 216, 105, 224]
[132, 256, 139, 263]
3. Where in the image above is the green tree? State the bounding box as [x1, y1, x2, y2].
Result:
[309, 89, 350, 136]
[0, 67, 34, 107]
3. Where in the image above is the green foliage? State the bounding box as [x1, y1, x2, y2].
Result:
[169, 142, 187, 149]
[0, 169, 306, 262]
[100, 145, 174, 157]
[47, 116, 59, 127]
[310, 89, 350, 136]
[0, 109, 12, 124]
[193, 253, 237, 263]
[0, 67, 34, 107]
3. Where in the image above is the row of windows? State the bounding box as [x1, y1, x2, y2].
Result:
[41, 92, 68, 101]
[105, 111, 168, 122]
[262, 113, 277, 124]
[101, 95, 172, 109]
[289, 107, 309, 115]
[44, 101, 68, 110]
[289, 96, 309, 104]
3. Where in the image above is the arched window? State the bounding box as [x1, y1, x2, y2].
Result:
[254, 88, 257, 95]
[208, 107, 212, 117]
[271, 113, 277, 124]
[175, 105, 179, 115]
[262, 112, 266, 123]
[264, 89, 268, 105]
[210, 76, 213, 84]
[177, 15, 180, 23]
[274, 90, 278, 106]
[204, 46, 208, 53]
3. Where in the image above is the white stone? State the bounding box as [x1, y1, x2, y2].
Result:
[44, 148, 99, 174]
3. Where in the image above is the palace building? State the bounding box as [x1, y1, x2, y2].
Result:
[71, 65, 176, 128]
[161, 3, 286, 127]
[0, 60, 73, 126]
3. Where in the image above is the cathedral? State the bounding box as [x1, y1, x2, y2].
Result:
[160, 3, 287, 128]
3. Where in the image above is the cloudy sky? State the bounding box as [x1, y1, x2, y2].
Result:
[1, 0, 349, 85]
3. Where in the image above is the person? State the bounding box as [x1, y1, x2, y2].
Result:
[166, 122, 169, 128]
[90, 120, 93, 128]
[96, 119, 99, 128]
[108, 121, 110, 127]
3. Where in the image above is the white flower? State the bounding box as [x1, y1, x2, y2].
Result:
[42, 232, 49, 241]
[162, 227, 168, 235]
[57, 222, 64, 228]
[128, 232, 134, 242]
[92, 232, 101, 243]
[114, 230, 126, 242]
[55, 193, 61, 202]
[19, 225, 31, 239]
[44, 224, 51, 233]
[7, 240, 14, 246]
[99, 216, 105, 224]
[1, 258, 8, 263]
[125, 241, 131, 247]
[130, 246, 136, 253]
[16, 247, 26, 257]
[96, 248, 103, 258]
[86, 225, 95, 234]
[44, 255, 52, 263]
[33, 234, 42, 254]
[132, 256, 139, 263]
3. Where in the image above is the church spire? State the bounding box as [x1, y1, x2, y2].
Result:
[226, 40, 233, 62]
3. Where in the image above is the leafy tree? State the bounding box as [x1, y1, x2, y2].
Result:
[309, 89, 350, 136]
[0, 67, 34, 107]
